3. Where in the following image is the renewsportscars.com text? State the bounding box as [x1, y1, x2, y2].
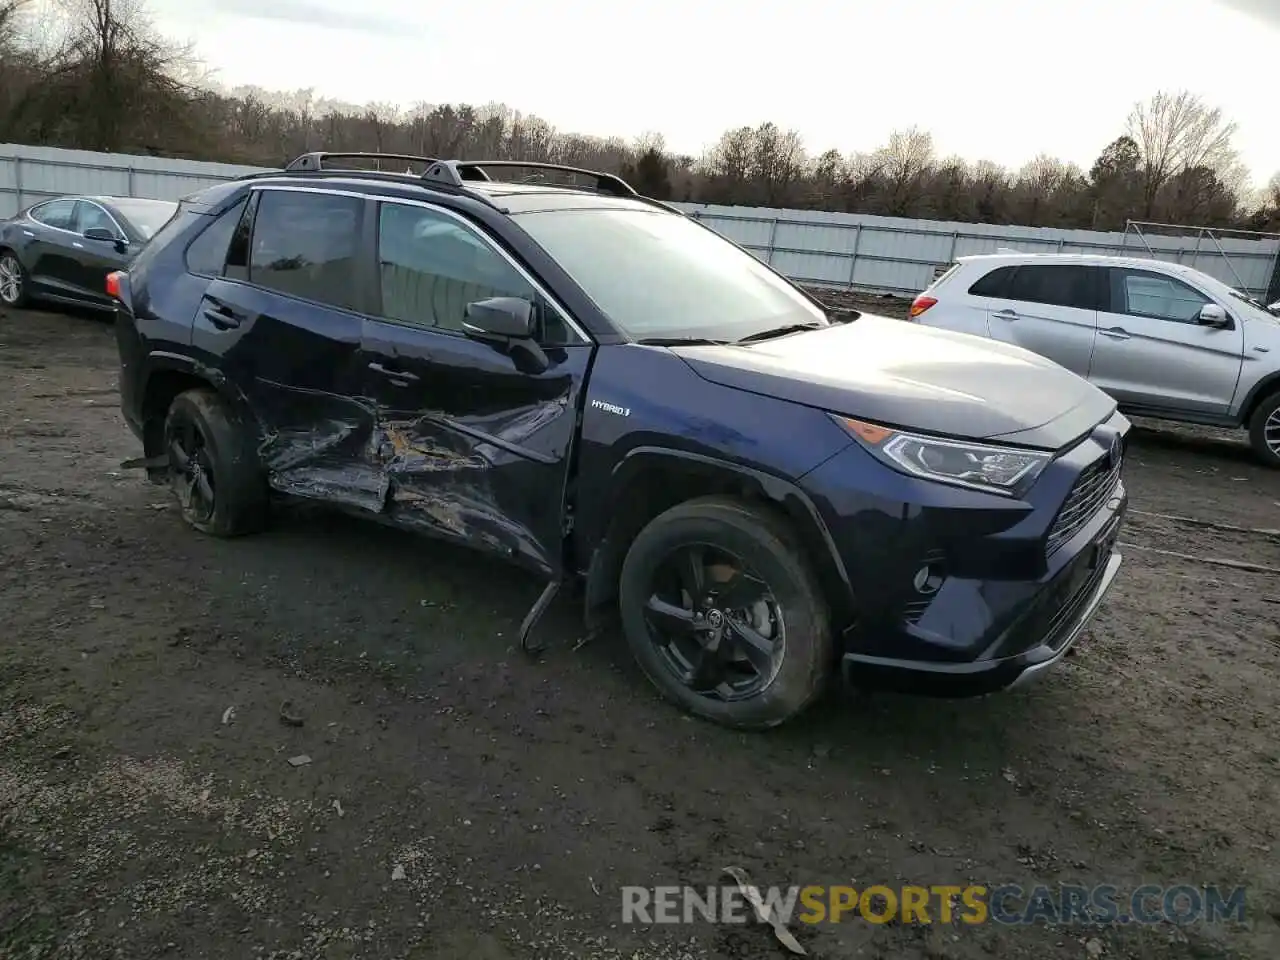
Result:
[621, 883, 1247, 927]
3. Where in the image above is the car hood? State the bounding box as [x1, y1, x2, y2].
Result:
[671, 314, 1117, 451]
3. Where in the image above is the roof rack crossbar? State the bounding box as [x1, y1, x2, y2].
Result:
[285, 151, 441, 172]
[437, 161, 638, 197]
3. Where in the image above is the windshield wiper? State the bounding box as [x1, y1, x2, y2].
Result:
[735, 322, 826, 344]
[634, 336, 732, 346]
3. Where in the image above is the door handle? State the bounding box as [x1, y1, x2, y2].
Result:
[1100, 327, 1130, 341]
[72, 242, 84, 249]
[200, 299, 242, 330]
[993, 309, 1019, 320]
[368, 361, 419, 383]
[22, 230, 34, 238]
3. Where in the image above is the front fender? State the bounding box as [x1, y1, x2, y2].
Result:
[581, 446, 855, 628]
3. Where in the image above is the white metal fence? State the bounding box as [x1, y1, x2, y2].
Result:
[4, 142, 1278, 299]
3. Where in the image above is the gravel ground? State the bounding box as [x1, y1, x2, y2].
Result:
[2, 300, 1280, 960]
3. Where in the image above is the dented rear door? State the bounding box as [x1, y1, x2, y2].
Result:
[193, 186, 384, 510]
[360, 199, 593, 577]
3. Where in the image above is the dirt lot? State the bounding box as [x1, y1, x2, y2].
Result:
[2, 295, 1280, 960]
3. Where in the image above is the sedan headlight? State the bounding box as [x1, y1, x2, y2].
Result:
[833, 416, 1051, 496]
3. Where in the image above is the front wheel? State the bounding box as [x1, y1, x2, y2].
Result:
[618, 496, 833, 729]
[0, 250, 29, 308]
[1247, 392, 1280, 469]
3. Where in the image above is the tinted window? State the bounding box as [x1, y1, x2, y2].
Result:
[513, 207, 827, 340]
[968, 266, 1016, 298]
[248, 190, 361, 311]
[1005, 265, 1098, 309]
[1112, 269, 1210, 323]
[185, 198, 247, 277]
[31, 199, 77, 230]
[75, 202, 120, 237]
[378, 202, 573, 343]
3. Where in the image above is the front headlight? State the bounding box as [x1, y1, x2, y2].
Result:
[833, 415, 1051, 496]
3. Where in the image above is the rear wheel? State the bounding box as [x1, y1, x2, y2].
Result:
[618, 496, 833, 729]
[0, 250, 29, 308]
[163, 388, 268, 536]
[1247, 391, 1280, 469]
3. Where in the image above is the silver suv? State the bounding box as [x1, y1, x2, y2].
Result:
[910, 253, 1280, 466]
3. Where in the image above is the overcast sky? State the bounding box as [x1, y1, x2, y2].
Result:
[139, 0, 1277, 187]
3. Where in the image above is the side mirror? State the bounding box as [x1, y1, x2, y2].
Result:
[1197, 303, 1230, 328]
[462, 297, 535, 340]
[1268, 301, 1280, 317]
[462, 296, 548, 375]
[83, 227, 116, 242]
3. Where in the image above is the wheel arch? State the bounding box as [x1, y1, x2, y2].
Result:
[1239, 371, 1280, 427]
[581, 447, 854, 630]
[138, 352, 260, 481]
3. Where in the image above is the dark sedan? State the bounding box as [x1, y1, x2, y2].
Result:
[0, 195, 177, 311]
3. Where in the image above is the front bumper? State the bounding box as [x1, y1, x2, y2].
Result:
[840, 538, 1122, 696]
[802, 411, 1130, 696]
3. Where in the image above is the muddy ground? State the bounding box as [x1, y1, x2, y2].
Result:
[2, 295, 1279, 960]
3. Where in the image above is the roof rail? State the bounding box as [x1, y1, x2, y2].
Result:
[424, 160, 638, 198]
[285, 151, 441, 172]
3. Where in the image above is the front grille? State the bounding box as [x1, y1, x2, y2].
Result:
[1046, 451, 1122, 555]
[1042, 555, 1110, 650]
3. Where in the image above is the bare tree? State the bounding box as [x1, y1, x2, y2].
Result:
[873, 127, 935, 216]
[750, 122, 805, 206]
[1125, 90, 1238, 218]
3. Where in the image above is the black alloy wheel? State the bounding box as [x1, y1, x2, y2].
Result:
[160, 388, 269, 537]
[643, 542, 786, 701]
[166, 411, 217, 525]
[618, 496, 833, 729]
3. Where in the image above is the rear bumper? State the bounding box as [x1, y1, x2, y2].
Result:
[114, 307, 146, 442]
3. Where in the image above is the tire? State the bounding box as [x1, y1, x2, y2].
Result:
[618, 495, 833, 729]
[1247, 391, 1280, 469]
[163, 388, 269, 536]
[0, 249, 30, 308]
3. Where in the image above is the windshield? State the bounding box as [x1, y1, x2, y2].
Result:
[112, 199, 178, 240]
[513, 207, 828, 340]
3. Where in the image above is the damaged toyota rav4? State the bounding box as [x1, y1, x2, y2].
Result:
[110, 152, 1128, 730]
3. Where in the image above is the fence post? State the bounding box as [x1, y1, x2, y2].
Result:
[127, 166, 136, 197]
[13, 155, 22, 211]
[765, 218, 779, 265]
[846, 225, 863, 288]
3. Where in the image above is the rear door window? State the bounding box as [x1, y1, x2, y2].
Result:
[968, 265, 1017, 298]
[1004, 264, 1100, 310]
[30, 199, 77, 231]
[245, 189, 363, 312]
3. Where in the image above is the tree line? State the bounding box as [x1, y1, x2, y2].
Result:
[2, 0, 1278, 234]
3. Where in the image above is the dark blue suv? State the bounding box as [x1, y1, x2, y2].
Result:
[110, 152, 1128, 729]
